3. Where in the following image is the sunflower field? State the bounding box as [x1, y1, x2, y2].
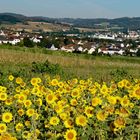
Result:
[0, 74, 140, 140]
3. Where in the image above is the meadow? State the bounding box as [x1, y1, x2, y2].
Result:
[0, 45, 140, 140]
[0, 45, 140, 82]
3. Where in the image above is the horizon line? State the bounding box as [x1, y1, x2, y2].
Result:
[0, 12, 140, 20]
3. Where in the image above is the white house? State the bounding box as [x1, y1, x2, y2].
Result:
[118, 49, 125, 55]
[14, 32, 20, 37]
[93, 34, 115, 40]
[61, 46, 74, 52]
[88, 48, 96, 54]
[32, 37, 41, 43]
[9, 38, 21, 45]
[0, 30, 6, 36]
[100, 48, 124, 55]
[61, 44, 75, 52]
[2, 40, 8, 44]
[78, 40, 84, 45]
[120, 43, 125, 48]
[130, 49, 138, 53]
[75, 46, 83, 52]
[48, 44, 58, 51]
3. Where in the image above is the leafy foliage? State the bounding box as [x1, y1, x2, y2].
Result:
[31, 60, 63, 75]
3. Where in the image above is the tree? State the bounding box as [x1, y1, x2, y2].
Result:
[136, 49, 140, 57]
[51, 38, 61, 49]
[38, 38, 51, 48]
[64, 38, 72, 45]
[23, 37, 34, 48]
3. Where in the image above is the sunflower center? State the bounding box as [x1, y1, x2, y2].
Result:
[123, 100, 128, 104]
[87, 109, 92, 114]
[0, 126, 4, 130]
[26, 102, 30, 105]
[48, 95, 53, 101]
[5, 115, 10, 120]
[73, 92, 78, 96]
[6, 99, 11, 103]
[1, 95, 5, 99]
[20, 96, 24, 100]
[53, 120, 56, 123]
[67, 132, 74, 139]
[29, 110, 33, 114]
[79, 117, 85, 124]
[116, 118, 125, 125]
[120, 108, 128, 114]
[135, 89, 140, 96]
[68, 120, 73, 126]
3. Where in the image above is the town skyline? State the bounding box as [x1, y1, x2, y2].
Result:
[0, 0, 140, 19]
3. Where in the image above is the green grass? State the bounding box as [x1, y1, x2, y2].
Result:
[0, 44, 140, 82]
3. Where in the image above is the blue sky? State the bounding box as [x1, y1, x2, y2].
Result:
[0, 0, 140, 18]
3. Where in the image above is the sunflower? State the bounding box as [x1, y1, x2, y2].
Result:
[16, 77, 23, 84]
[32, 113, 39, 120]
[71, 89, 80, 98]
[46, 93, 56, 104]
[54, 104, 64, 114]
[15, 86, 21, 93]
[107, 96, 117, 105]
[24, 100, 32, 108]
[0, 93, 7, 101]
[0, 133, 14, 140]
[100, 84, 108, 96]
[37, 78, 42, 83]
[58, 82, 64, 88]
[96, 111, 107, 121]
[26, 109, 35, 117]
[79, 80, 85, 85]
[18, 109, 25, 116]
[133, 88, 140, 99]
[1, 87, 7, 93]
[25, 120, 31, 127]
[120, 96, 130, 107]
[49, 117, 60, 126]
[5, 98, 13, 106]
[2, 112, 13, 123]
[22, 131, 32, 139]
[76, 115, 87, 127]
[31, 78, 38, 86]
[0, 123, 7, 133]
[15, 123, 24, 132]
[104, 105, 114, 115]
[115, 108, 130, 117]
[64, 118, 74, 128]
[92, 97, 102, 107]
[59, 112, 68, 121]
[64, 129, 77, 140]
[20, 82, 26, 88]
[70, 99, 78, 106]
[51, 79, 58, 86]
[125, 81, 132, 89]
[84, 106, 93, 118]
[34, 129, 41, 138]
[36, 98, 42, 106]
[8, 75, 14, 81]
[110, 83, 117, 91]
[114, 117, 126, 129]
[18, 94, 27, 103]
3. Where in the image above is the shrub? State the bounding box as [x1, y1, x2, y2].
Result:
[31, 60, 63, 75]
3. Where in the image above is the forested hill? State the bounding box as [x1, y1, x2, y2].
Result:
[0, 13, 140, 30]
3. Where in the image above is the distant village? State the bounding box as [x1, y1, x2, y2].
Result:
[0, 28, 140, 56]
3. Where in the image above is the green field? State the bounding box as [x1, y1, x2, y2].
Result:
[0, 45, 140, 82]
[0, 45, 140, 140]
